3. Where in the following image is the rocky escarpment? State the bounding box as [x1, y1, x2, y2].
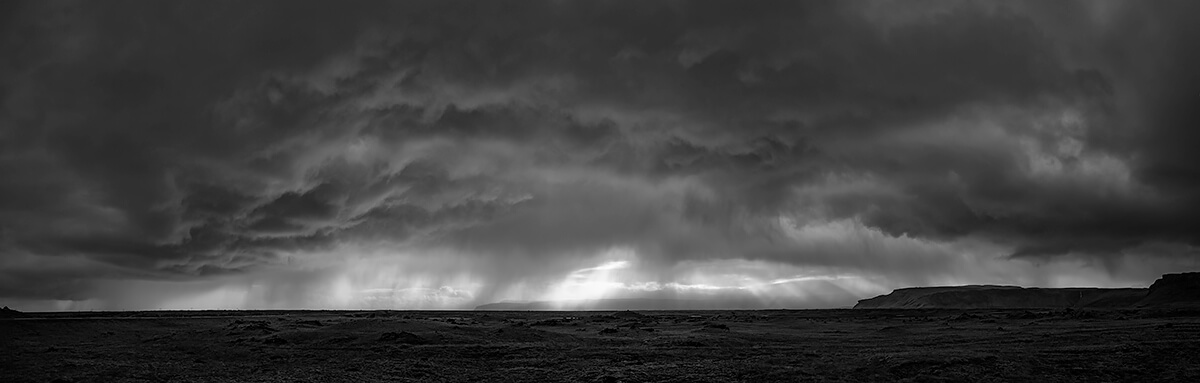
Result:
[854, 286, 1146, 309]
[855, 272, 1200, 309]
[1138, 272, 1200, 307]
[0, 306, 22, 318]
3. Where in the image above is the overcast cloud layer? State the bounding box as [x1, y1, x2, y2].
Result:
[2, 0, 1198, 310]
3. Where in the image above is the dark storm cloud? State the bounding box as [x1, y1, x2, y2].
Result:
[1, 0, 1198, 307]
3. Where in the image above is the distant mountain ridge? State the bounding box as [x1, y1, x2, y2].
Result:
[854, 272, 1200, 309]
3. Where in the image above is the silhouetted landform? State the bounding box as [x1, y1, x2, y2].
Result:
[855, 272, 1200, 309]
[854, 286, 1146, 309]
[1140, 272, 1200, 307]
[0, 306, 21, 318]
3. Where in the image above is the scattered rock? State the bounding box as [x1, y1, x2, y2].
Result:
[618, 321, 642, 329]
[226, 320, 276, 334]
[1007, 311, 1044, 320]
[703, 322, 730, 331]
[531, 317, 573, 326]
[610, 310, 645, 319]
[595, 374, 623, 383]
[379, 331, 427, 344]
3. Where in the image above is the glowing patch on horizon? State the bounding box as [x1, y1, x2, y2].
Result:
[664, 282, 741, 291]
[543, 249, 636, 303]
[330, 277, 355, 308]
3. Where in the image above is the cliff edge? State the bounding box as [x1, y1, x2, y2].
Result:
[855, 272, 1200, 309]
[1138, 272, 1200, 307]
[854, 286, 1146, 309]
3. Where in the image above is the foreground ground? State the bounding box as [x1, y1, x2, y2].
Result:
[3, 308, 1199, 382]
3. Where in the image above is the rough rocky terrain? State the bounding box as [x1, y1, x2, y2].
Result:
[3, 308, 1199, 382]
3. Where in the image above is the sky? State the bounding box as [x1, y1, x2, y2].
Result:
[1, 0, 1198, 311]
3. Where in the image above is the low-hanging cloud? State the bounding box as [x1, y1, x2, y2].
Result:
[2, 0, 1198, 310]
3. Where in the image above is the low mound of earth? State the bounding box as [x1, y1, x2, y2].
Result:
[854, 272, 1200, 309]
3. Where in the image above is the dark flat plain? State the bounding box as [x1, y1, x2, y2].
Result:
[3, 309, 1199, 382]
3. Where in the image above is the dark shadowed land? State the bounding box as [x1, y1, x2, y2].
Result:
[4, 274, 1198, 382]
[4, 307, 1200, 382]
[854, 272, 1200, 309]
